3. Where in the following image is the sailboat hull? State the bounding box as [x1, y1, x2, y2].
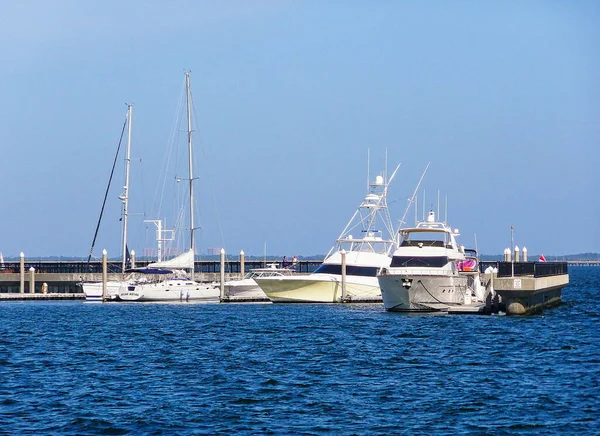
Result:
[82, 281, 125, 301]
[119, 279, 220, 302]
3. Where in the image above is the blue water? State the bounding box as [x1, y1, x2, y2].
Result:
[1, 267, 598, 435]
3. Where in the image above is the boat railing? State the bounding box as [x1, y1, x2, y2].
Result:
[381, 267, 453, 276]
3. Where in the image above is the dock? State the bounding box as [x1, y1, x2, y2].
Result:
[482, 261, 569, 315]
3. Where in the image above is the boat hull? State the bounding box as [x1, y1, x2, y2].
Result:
[81, 281, 124, 301]
[222, 282, 270, 302]
[255, 274, 382, 303]
[378, 274, 467, 311]
[119, 280, 220, 302]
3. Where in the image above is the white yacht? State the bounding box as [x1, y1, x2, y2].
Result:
[255, 165, 400, 303]
[119, 72, 219, 303]
[377, 210, 486, 311]
[221, 264, 296, 302]
[82, 104, 135, 301]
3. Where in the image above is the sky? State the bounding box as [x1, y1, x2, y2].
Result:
[1, 1, 599, 259]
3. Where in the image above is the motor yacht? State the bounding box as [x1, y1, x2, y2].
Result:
[377, 210, 486, 311]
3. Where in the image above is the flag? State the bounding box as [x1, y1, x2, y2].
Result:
[539, 254, 546, 262]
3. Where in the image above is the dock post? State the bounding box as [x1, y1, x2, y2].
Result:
[220, 248, 226, 300]
[130, 250, 136, 270]
[514, 246, 520, 262]
[102, 249, 108, 301]
[29, 267, 35, 293]
[240, 250, 245, 279]
[341, 250, 347, 302]
[522, 247, 527, 262]
[19, 252, 25, 293]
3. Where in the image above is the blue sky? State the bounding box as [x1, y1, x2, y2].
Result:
[1, 1, 598, 259]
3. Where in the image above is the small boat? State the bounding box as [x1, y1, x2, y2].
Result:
[82, 104, 135, 301]
[377, 210, 487, 312]
[221, 264, 296, 302]
[119, 72, 219, 302]
[255, 162, 400, 303]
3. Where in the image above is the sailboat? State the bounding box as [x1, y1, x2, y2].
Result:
[119, 72, 220, 302]
[82, 104, 135, 301]
[255, 160, 401, 303]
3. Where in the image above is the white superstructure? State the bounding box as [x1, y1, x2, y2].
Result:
[256, 164, 400, 303]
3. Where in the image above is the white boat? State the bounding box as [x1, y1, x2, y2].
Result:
[82, 104, 135, 301]
[221, 263, 296, 302]
[255, 163, 400, 303]
[119, 72, 219, 302]
[377, 210, 487, 312]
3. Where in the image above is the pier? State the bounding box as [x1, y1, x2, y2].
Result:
[0, 259, 323, 294]
[480, 261, 569, 315]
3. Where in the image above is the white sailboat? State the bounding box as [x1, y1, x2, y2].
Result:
[255, 161, 401, 303]
[119, 72, 219, 302]
[82, 104, 135, 301]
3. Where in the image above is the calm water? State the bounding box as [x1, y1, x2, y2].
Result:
[1, 267, 598, 435]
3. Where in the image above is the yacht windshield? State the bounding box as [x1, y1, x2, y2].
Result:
[401, 231, 448, 248]
[391, 256, 449, 268]
[313, 264, 379, 277]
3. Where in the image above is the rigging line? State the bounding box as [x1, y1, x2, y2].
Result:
[190, 86, 228, 255]
[86, 114, 128, 267]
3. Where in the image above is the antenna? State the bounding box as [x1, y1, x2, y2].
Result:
[397, 162, 429, 231]
[367, 149, 370, 191]
[445, 195, 448, 224]
[437, 190, 440, 222]
[414, 193, 418, 225]
[422, 189, 426, 221]
[384, 148, 388, 184]
[474, 233, 479, 255]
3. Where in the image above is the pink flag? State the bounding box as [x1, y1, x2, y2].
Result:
[538, 254, 546, 262]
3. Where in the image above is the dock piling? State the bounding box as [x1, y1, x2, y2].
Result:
[20, 252, 25, 293]
[102, 249, 107, 301]
[220, 248, 225, 300]
[240, 250, 245, 279]
[341, 250, 347, 302]
[29, 267, 35, 293]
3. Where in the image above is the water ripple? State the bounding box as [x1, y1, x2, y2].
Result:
[0, 267, 598, 434]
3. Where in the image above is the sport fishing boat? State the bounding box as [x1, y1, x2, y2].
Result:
[221, 263, 296, 302]
[255, 164, 400, 303]
[119, 72, 219, 302]
[377, 210, 486, 311]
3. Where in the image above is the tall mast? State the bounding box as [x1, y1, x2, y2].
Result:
[185, 72, 195, 280]
[120, 104, 133, 276]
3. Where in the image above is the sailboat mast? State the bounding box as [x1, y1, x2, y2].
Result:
[121, 104, 133, 276]
[185, 72, 195, 280]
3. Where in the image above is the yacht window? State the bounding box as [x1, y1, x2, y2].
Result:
[313, 264, 379, 277]
[391, 256, 449, 268]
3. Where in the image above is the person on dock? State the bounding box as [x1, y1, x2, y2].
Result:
[292, 255, 298, 270]
[282, 256, 290, 269]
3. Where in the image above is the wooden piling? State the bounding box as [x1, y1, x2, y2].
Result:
[19, 252, 25, 293]
[220, 248, 225, 300]
[240, 250, 245, 279]
[341, 250, 347, 302]
[102, 249, 108, 301]
[29, 267, 35, 293]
